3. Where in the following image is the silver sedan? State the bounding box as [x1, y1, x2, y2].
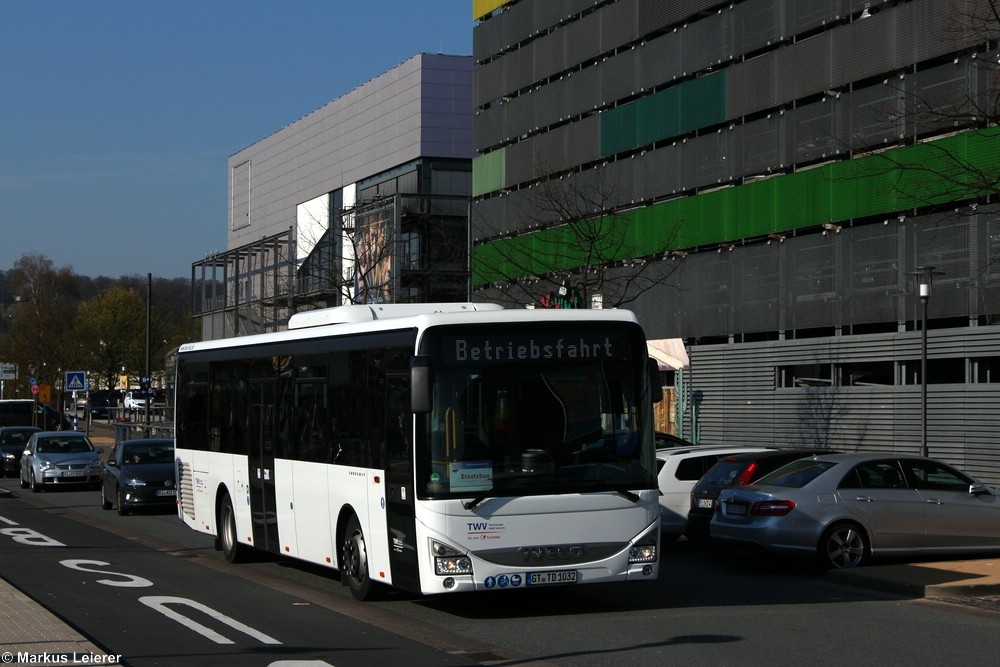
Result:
[711, 453, 1000, 568]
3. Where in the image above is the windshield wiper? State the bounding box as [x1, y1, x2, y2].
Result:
[462, 476, 523, 511]
[590, 480, 640, 503]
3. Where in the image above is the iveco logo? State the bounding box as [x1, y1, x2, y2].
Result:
[519, 545, 584, 562]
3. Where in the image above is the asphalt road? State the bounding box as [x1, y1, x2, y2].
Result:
[3, 454, 1000, 666]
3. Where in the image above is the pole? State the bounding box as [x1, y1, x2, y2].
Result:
[919, 293, 928, 458]
[145, 273, 151, 428]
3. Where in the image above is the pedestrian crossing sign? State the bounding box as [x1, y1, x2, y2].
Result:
[66, 371, 87, 392]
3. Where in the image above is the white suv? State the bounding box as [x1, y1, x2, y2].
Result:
[123, 391, 148, 410]
[656, 444, 771, 541]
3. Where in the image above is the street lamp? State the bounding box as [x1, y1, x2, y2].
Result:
[909, 266, 945, 458]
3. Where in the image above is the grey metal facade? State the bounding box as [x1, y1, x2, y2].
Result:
[229, 53, 473, 249]
[472, 0, 1000, 482]
[193, 54, 474, 339]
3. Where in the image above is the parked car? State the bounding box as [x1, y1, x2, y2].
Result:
[687, 448, 831, 543]
[0, 399, 72, 430]
[711, 453, 1000, 569]
[655, 431, 694, 450]
[123, 391, 148, 410]
[19, 431, 102, 492]
[0, 426, 40, 477]
[656, 444, 771, 541]
[84, 390, 115, 419]
[100, 438, 175, 515]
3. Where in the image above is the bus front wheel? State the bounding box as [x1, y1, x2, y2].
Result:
[220, 493, 249, 564]
[342, 515, 375, 601]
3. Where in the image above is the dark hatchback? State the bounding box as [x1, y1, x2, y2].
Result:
[100, 438, 176, 515]
[0, 426, 40, 477]
[687, 448, 829, 542]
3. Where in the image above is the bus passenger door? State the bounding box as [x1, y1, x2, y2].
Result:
[248, 378, 280, 553]
[385, 373, 420, 591]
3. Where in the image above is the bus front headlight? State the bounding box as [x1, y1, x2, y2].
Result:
[431, 539, 473, 576]
[628, 537, 658, 564]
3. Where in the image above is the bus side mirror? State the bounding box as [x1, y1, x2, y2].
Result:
[410, 356, 432, 414]
[648, 358, 663, 404]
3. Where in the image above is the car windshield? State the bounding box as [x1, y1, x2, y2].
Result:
[124, 444, 174, 464]
[754, 459, 837, 488]
[36, 437, 94, 454]
[1, 431, 33, 446]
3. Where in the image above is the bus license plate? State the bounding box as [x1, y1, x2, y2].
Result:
[527, 570, 578, 586]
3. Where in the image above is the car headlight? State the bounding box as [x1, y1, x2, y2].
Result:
[123, 477, 147, 487]
[1, 452, 14, 461]
[87, 459, 102, 470]
[430, 539, 473, 576]
[37, 458, 55, 471]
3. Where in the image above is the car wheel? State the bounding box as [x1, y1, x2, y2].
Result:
[342, 514, 377, 601]
[29, 469, 43, 493]
[100, 484, 112, 510]
[219, 492, 249, 563]
[818, 522, 868, 569]
[116, 486, 130, 516]
[19, 470, 29, 489]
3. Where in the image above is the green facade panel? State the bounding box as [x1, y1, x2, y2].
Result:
[679, 71, 726, 132]
[474, 129, 1000, 286]
[600, 71, 727, 158]
[472, 148, 506, 197]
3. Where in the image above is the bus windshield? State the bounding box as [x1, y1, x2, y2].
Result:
[415, 325, 658, 500]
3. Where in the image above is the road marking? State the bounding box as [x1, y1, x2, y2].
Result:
[0, 526, 65, 547]
[140, 596, 282, 645]
[60, 559, 154, 587]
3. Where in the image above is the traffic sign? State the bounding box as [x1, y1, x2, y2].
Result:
[66, 371, 87, 392]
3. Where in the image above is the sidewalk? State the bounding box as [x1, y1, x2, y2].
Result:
[0, 576, 110, 660]
[828, 556, 1000, 598]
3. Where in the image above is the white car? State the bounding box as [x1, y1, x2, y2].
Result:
[656, 444, 771, 541]
[123, 391, 148, 410]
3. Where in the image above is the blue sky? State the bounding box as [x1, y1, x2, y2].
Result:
[0, 1, 472, 279]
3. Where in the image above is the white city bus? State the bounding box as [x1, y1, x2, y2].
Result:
[174, 303, 661, 600]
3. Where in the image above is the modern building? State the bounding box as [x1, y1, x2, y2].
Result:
[470, 1, 1000, 480]
[192, 53, 474, 340]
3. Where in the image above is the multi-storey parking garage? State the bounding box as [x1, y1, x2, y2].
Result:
[470, 1, 1000, 481]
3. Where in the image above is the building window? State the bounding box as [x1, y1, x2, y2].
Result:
[779, 364, 833, 388]
[840, 361, 895, 386]
[973, 357, 1000, 383]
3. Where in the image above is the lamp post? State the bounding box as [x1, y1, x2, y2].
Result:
[909, 266, 944, 458]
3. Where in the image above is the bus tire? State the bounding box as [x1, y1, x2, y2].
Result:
[219, 492, 249, 564]
[342, 514, 375, 601]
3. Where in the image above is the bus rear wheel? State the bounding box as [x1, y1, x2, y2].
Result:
[219, 493, 249, 563]
[342, 515, 375, 601]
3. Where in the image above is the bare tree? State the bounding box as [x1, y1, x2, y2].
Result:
[473, 168, 683, 309]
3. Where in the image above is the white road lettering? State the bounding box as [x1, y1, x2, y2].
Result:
[0, 526, 65, 547]
[60, 559, 154, 587]
[139, 595, 282, 645]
